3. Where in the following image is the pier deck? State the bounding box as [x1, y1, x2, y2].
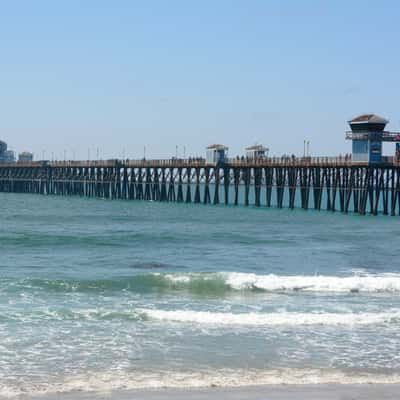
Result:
[1, 157, 400, 215]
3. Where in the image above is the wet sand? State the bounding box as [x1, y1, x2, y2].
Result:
[35, 384, 400, 400]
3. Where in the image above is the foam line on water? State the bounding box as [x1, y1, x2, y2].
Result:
[223, 272, 400, 292]
[140, 308, 400, 326]
[2, 368, 400, 397]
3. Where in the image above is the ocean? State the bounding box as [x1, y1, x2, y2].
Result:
[1, 192, 400, 397]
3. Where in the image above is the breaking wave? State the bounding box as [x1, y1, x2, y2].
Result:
[6, 272, 400, 295]
[222, 272, 400, 293]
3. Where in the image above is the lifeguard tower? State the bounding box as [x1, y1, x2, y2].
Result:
[206, 144, 228, 164]
[346, 114, 400, 163]
[245, 144, 269, 160]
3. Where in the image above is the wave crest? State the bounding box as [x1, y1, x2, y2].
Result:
[7, 272, 400, 295]
[223, 272, 400, 293]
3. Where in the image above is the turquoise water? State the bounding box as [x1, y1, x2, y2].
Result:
[1, 193, 400, 397]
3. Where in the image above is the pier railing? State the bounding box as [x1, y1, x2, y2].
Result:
[224, 156, 355, 167]
[346, 131, 400, 142]
[2, 155, 400, 168]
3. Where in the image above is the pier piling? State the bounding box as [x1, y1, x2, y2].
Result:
[1, 158, 399, 215]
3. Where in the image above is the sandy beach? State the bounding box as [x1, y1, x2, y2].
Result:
[30, 384, 400, 400]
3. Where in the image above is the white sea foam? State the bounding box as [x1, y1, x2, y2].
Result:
[141, 308, 400, 326]
[225, 272, 400, 292]
[2, 368, 400, 398]
[161, 272, 400, 293]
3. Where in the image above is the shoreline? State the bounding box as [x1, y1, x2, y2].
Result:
[25, 384, 400, 400]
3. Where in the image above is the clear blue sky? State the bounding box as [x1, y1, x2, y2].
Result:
[1, 0, 399, 160]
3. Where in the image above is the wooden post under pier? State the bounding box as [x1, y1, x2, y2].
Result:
[0, 159, 399, 216]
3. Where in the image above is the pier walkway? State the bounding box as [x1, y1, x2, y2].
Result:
[1, 157, 400, 215]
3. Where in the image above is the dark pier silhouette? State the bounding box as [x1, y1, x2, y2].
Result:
[1, 157, 400, 216]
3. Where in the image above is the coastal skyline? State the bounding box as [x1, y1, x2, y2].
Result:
[1, 1, 400, 159]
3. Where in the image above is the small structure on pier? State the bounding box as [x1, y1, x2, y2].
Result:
[245, 144, 269, 160]
[206, 144, 228, 164]
[346, 114, 400, 163]
[18, 152, 34, 162]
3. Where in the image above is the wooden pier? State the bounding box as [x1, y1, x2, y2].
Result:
[1, 157, 400, 215]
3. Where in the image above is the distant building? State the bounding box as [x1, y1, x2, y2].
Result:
[245, 144, 269, 160]
[0, 140, 7, 155]
[18, 152, 34, 162]
[1, 150, 15, 163]
[0, 140, 15, 163]
[206, 144, 228, 164]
